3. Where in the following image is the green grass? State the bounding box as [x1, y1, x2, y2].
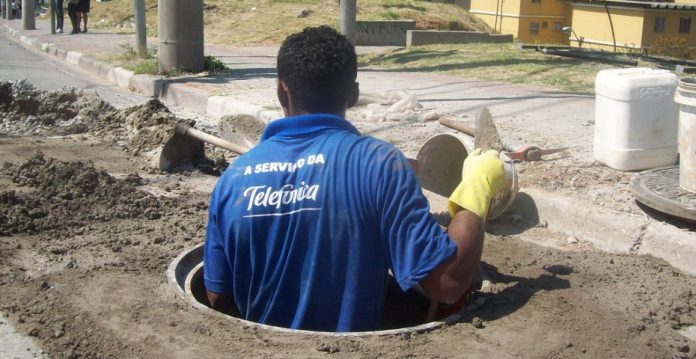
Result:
[359, 44, 626, 92]
[124, 59, 158, 75]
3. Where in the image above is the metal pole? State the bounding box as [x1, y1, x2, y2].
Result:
[1, 0, 5, 19]
[49, 0, 55, 34]
[6, 0, 13, 19]
[22, 0, 36, 30]
[134, 0, 146, 57]
[339, 0, 356, 44]
[158, 0, 204, 73]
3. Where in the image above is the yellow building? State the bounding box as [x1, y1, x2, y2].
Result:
[467, 0, 569, 44]
[568, 1, 696, 52]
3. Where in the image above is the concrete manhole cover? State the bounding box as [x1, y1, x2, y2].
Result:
[630, 166, 696, 223]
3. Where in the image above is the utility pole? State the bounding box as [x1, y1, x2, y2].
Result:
[134, 0, 146, 57]
[158, 0, 204, 73]
[49, 0, 55, 35]
[340, 0, 356, 44]
[5, 0, 11, 20]
[22, 0, 36, 30]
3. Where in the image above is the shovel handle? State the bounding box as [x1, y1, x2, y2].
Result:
[438, 118, 475, 137]
[176, 123, 249, 155]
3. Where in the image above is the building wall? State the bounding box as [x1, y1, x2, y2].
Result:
[642, 9, 696, 49]
[569, 4, 645, 50]
[468, 0, 568, 44]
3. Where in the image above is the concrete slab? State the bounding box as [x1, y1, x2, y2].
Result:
[158, 82, 209, 114]
[77, 55, 100, 75]
[129, 74, 157, 97]
[107, 66, 134, 88]
[65, 50, 82, 65]
[206, 95, 280, 122]
[639, 222, 696, 276]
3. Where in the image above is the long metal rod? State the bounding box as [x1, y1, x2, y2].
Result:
[339, 0, 356, 44]
[50, 0, 55, 34]
[604, 2, 617, 52]
[176, 123, 249, 155]
[134, 0, 146, 57]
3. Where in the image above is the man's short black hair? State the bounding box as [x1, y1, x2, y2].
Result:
[277, 26, 358, 114]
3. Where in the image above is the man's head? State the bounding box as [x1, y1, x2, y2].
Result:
[276, 26, 359, 117]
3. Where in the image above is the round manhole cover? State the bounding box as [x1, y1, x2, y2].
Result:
[630, 166, 696, 223]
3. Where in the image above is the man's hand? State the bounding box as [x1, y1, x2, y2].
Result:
[206, 290, 238, 316]
[448, 149, 507, 220]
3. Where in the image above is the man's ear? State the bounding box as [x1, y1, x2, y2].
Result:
[277, 79, 290, 114]
[347, 82, 360, 109]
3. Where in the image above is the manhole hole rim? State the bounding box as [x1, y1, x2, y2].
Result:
[167, 244, 465, 337]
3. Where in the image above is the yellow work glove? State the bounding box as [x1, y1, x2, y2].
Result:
[448, 149, 508, 220]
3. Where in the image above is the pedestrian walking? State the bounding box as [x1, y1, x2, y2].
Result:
[77, 0, 88, 32]
[67, 0, 79, 34]
[54, 0, 64, 33]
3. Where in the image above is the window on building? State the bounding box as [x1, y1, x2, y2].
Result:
[654, 16, 665, 33]
[530, 22, 540, 35]
[531, 0, 541, 3]
[553, 22, 563, 32]
[542, 21, 548, 29]
[680, 17, 691, 33]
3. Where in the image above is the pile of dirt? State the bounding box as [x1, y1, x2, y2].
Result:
[0, 80, 117, 135]
[0, 152, 162, 236]
[0, 80, 186, 153]
[98, 98, 189, 155]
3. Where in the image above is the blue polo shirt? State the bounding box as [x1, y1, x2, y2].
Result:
[204, 114, 456, 332]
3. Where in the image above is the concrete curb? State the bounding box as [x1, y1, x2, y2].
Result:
[509, 188, 696, 277]
[2, 22, 695, 277]
[207, 96, 280, 123]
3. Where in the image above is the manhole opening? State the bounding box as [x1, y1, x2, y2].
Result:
[169, 245, 467, 335]
[187, 264, 435, 330]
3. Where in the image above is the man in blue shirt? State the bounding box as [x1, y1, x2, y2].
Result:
[204, 26, 506, 332]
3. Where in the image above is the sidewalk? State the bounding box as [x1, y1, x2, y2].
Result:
[2, 18, 695, 276]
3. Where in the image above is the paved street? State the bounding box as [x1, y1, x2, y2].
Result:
[0, 31, 147, 108]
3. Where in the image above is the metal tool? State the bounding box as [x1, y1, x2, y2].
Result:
[506, 145, 568, 161]
[438, 108, 505, 152]
[160, 121, 250, 171]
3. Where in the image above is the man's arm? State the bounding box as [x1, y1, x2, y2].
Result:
[419, 149, 506, 303]
[418, 209, 484, 303]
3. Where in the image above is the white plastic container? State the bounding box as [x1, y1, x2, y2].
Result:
[594, 68, 679, 171]
[674, 78, 696, 193]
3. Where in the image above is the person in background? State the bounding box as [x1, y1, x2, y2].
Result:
[77, 0, 88, 33]
[54, 0, 64, 33]
[66, 0, 79, 34]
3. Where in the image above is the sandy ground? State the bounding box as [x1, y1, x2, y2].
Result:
[1, 82, 695, 358]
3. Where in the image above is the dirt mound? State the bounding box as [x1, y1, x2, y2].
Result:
[114, 99, 187, 155]
[0, 80, 175, 150]
[0, 81, 227, 173]
[0, 80, 118, 135]
[0, 152, 162, 236]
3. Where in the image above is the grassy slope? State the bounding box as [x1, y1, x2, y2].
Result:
[88, 0, 491, 46]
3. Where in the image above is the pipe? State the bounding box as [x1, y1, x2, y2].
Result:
[604, 1, 617, 52]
